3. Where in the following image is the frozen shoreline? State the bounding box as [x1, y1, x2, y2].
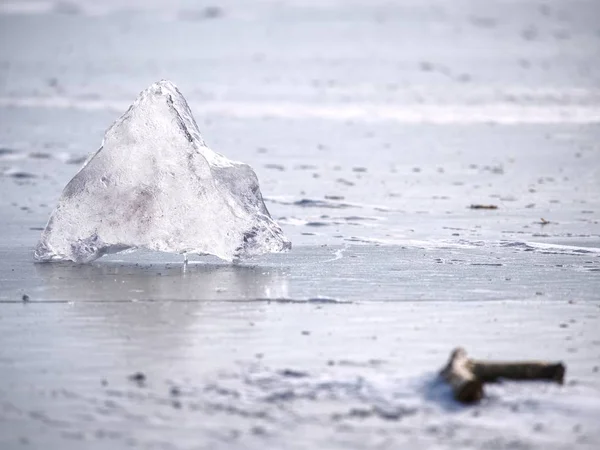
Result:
[1, 242, 599, 448]
[1, 0, 599, 448]
[1, 294, 599, 449]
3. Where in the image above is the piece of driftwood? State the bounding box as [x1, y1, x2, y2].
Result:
[440, 347, 566, 404]
[471, 360, 565, 383]
[440, 348, 483, 403]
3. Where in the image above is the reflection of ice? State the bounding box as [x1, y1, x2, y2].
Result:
[34, 259, 290, 301]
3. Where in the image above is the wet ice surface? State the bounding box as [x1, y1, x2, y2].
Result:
[1, 245, 600, 302]
[1, 298, 600, 450]
[1, 0, 600, 449]
[34, 80, 289, 263]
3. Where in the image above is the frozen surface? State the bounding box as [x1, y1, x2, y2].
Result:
[1, 0, 600, 449]
[1, 284, 599, 450]
[34, 80, 290, 263]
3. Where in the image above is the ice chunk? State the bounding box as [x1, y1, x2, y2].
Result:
[34, 80, 291, 263]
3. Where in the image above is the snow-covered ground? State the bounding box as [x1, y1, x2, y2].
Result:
[0, 0, 599, 449]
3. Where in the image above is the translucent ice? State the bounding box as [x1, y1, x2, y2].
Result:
[34, 80, 291, 263]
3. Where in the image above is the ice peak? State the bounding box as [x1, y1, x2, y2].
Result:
[152, 78, 178, 91]
[141, 79, 183, 101]
[106, 79, 207, 149]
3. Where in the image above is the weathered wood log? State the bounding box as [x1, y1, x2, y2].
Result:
[440, 347, 483, 404]
[440, 348, 566, 404]
[471, 360, 565, 384]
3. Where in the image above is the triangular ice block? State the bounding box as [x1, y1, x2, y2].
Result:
[34, 80, 291, 263]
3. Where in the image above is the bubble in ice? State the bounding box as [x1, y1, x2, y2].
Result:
[34, 80, 291, 263]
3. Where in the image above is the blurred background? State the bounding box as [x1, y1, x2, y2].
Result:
[1, 0, 599, 246]
[2, 0, 599, 112]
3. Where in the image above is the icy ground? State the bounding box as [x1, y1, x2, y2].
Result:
[0, 0, 599, 449]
